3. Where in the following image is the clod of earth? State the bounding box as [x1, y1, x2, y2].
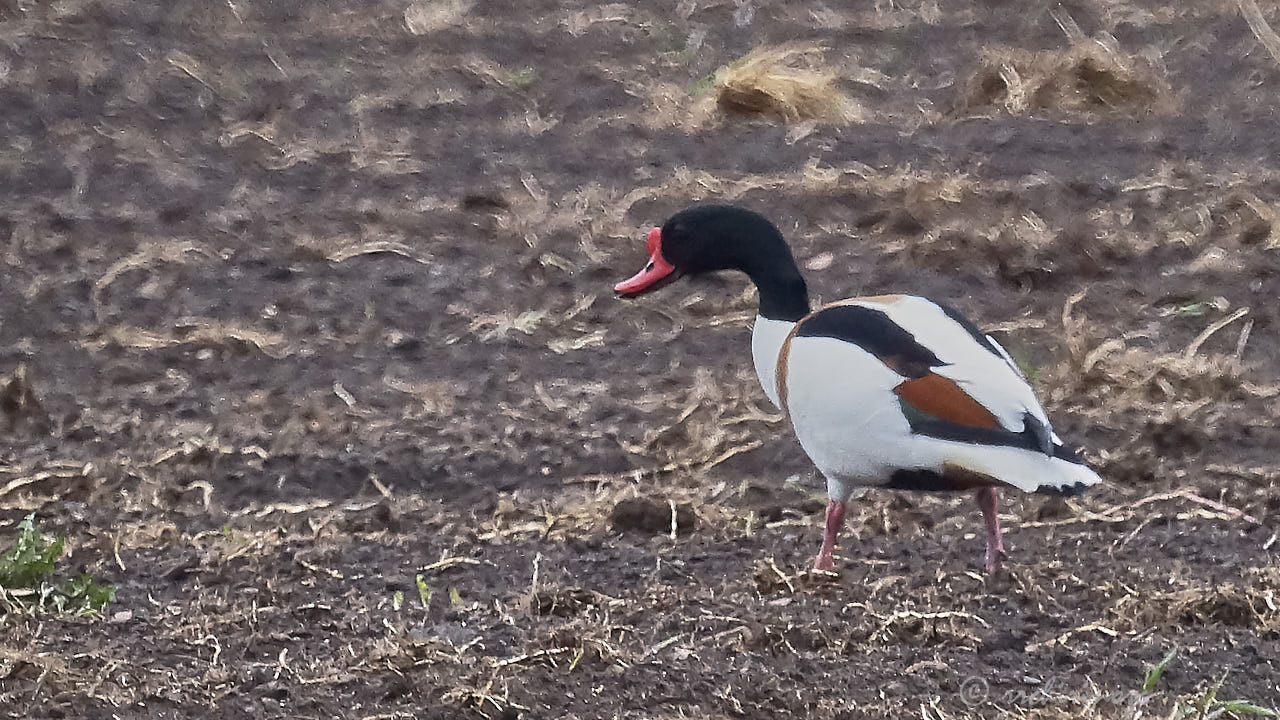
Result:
[1, 365, 49, 432]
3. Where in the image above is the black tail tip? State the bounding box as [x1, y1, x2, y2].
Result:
[1052, 442, 1084, 463]
[1035, 479, 1093, 497]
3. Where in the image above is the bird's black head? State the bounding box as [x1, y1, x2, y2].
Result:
[614, 203, 810, 321]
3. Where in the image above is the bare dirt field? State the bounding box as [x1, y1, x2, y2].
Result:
[2, 0, 1280, 718]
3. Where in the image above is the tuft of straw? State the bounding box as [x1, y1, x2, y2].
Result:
[954, 40, 1172, 117]
[714, 45, 861, 124]
[403, 0, 472, 35]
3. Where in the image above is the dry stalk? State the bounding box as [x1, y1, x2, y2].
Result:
[563, 439, 763, 486]
[1027, 622, 1119, 650]
[93, 243, 212, 316]
[0, 465, 91, 500]
[420, 557, 483, 573]
[767, 557, 796, 594]
[1185, 308, 1250, 359]
[492, 646, 572, 669]
[1017, 489, 1266, 532]
[1234, 319, 1255, 362]
[1241, 0, 1280, 68]
[872, 610, 989, 642]
[87, 320, 289, 358]
[323, 240, 430, 264]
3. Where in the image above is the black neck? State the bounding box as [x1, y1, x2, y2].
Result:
[661, 204, 813, 322]
[751, 268, 810, 322]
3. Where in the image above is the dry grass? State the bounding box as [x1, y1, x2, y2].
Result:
[954, 38, 1173, 117]
[84, 320, 290, 358]
[402, 0, 473, 35]
[91, 242, 213, 319]
[298, 238, 432, 265]
[1111, 579, 1280, 633]
[1051, 290, 1273, 410]
[714, 45, 862, 124]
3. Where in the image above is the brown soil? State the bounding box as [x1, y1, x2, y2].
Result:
[2, 1, 1280, 718]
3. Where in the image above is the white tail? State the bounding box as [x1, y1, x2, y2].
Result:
[941, 442, 1103, 495]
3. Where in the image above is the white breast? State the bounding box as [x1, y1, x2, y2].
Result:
[751, 315, 794, 408]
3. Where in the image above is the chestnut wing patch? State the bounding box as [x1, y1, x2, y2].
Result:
[894, 373, 1000, 429]
[895, 373, 1050, 453]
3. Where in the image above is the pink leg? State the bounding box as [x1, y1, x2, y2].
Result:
[814, 500, 846, 571]
[976, 487, 1006, 574]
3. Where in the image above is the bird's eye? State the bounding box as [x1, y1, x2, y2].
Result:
[645, 261, 655, 271]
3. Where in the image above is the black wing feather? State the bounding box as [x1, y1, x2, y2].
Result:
[795, 305, 942, 379]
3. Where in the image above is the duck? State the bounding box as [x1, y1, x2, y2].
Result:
[613, 203, 1102, 574]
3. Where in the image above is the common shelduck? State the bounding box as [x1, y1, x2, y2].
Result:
[614, 204, 1102, 574]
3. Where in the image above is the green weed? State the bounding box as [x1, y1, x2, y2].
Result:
[0, 515, 114, 616]
[1183, 673, 1277, 719]
[508, 66, 536, 91]
[1141, 651, 1277, 719]
[1143, 648, 1177, 693]
[687, 71, 718, 96]
[416, 573, 432, 607]
[1013, 354, 1042, 384]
